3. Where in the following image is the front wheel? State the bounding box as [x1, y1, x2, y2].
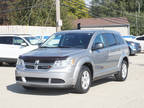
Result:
[75, 66, 91, 93]
[115, 60, 128, 81]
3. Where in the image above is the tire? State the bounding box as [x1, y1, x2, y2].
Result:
[128, 47, 131, 55]
[115, 60, 128, 81]
[0, 62, 2, 66]
[129, 48, 136, 56]
[23, 86, 36, 90]
[75, 66, 91, 93]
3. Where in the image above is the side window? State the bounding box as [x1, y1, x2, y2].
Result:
[13, 37, 26, 45]
[0, 37, 12, 44]
[102, 33, 117, 47]
[136, 37, 144, 40]
[92, 34, 105, 47]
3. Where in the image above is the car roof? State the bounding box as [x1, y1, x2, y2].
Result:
[57, 30, 120, 34]
[0, 34, 33, 37]
[135, 36, 144, 38]
[122, 35, 136, 39]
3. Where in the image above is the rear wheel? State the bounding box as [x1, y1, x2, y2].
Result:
[115, 60, 128, 81]
[0, 62, 2, 66]
[129, 48, 135, 56]
[75, 66, 91, 93]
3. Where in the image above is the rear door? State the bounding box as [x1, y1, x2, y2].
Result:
[102, 33, 121, 73]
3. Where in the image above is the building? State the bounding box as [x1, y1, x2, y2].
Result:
[0, 25, 56, 36]
[74, 17, 130, 36]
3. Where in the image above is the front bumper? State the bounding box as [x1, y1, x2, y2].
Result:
[15, 67, 75, 88]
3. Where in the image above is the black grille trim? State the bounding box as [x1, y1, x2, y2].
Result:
[16, 77, 22, 81]
[38, 65, 52, 69]
[25, 65, 52, 69]
[25, 65, 34, 69]
[20, 56, 68, 63]
[25, 77, 49, 83]
[51, 78, 65, 83]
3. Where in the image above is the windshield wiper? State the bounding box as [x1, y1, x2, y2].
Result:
[40, 46, 54, 48]
[40, 46, 72, 48]
[58, 46, 72, 48]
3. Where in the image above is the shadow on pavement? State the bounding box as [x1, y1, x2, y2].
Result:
[7, 83, 73, 96]
[7, 77, 116, 95]
[92, 77, 115, 87]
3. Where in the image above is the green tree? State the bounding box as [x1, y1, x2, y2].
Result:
[90, 0, 144, 35]
[62, 0, 89, 19]
[4, 0, 88, 30]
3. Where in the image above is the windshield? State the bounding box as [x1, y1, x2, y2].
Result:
[24, 37, 40, 45]
[41, 32, 93, 49]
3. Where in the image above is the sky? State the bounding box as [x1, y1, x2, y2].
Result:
[85, 0, 91, 5]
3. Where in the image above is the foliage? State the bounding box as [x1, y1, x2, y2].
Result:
[90, 0, 144, 35]
[1, 0, 88, 30]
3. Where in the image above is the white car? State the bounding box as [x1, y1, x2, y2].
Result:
[0, 34, 39, 65]
[122, 35, 144, 51]
[135, 36, 144, 51]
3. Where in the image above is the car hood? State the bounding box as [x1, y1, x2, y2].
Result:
[21, 48, 86, 57]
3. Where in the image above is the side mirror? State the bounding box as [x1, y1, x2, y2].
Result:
[21, 43, 27, 47]
[92, 43, 104, 50]
[38, 43, 43, 47]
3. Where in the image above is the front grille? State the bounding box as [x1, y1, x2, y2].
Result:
[25, 65, 34, 69]
[38, 65, 52, 69]
[25, 77, 49, 83]
[25, 64, 52, 70]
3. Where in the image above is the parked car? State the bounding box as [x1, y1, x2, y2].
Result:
[16, 30, 129, 93]
[0, 34, 39, 65]
[122, 35, 144, 51]
[126, 41, 141, 55]
[135, 36, 144, 51]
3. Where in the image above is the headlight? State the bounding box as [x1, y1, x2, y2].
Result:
[53, 59, 75, 68]
[131, 43, 135, 46]
[16, 59, 24, 66]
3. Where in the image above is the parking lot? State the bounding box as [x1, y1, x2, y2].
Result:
[0, 53, 144, 108]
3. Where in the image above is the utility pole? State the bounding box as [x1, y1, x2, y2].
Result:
[136, 0, 140, 35]
[56, 0, 62, 32]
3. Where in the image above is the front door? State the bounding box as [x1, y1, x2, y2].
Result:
[91, 34, 109, 77]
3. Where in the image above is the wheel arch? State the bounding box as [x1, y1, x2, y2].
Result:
[72, 57, 94, 85]
[123, 57, 129, 67]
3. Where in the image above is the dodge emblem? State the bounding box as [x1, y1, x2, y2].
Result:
[34, 60, 39, 69]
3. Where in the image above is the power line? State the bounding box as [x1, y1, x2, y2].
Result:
[0, 2, 48, 14]
[67, 0, 144, 18]
[62, 1, 131, 25]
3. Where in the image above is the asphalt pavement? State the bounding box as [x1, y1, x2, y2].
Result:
[0, 53, 144, 108]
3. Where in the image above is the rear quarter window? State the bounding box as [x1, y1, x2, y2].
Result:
[0, 37, 13, 44]
[136, 37, 144, 40]
[114, 34, 125, 45]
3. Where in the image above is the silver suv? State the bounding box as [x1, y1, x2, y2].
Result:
[15, 30, 129, 93]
